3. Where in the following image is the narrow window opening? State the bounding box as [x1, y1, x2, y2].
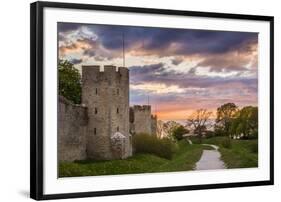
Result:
[117, 88, 119, 95]
[117, 108, 119, 114]
[117, 126, 119, 132]
[94, 128, 97, 135]
[95, 88, 98, 95]
[95, 108, 98, 114]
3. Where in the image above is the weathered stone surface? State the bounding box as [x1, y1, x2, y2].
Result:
[110, 132, 128, 159]
[59, 65, 159, 162]
[58, 96, 88, 162]
[82, 65, 132, 160]
[129, 105, 157, 135]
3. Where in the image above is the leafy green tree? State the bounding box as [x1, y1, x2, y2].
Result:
[58, 60, 82, 104]
[229, 112, 242, 138]
[215, 103, 238, 136]
[238, 106, 258, 138]
[229, 106, 258, 139]
[172, 125, 189, 141]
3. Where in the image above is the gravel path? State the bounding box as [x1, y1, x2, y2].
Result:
[195, 150, 226, 170]
[187, 140, 226, 170]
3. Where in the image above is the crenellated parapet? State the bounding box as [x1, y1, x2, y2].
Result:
[129, 105, 157, 135]
[133, 105, 151, 111]
[81, 65, 131, 160]
[82, 65, 129, 84]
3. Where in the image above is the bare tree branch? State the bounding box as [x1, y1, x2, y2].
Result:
[187, 109, 212, 142]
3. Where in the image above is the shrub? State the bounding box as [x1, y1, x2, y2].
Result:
[205, 131, 215, 139]
[188, 136, 201, 144]
[221, 137, 232, 149]
[172, 125, 189, 141]
[133, 133, 176, 159]
[214, 126, 226, 136]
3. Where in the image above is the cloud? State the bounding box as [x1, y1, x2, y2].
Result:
[129, 64, 165, 85]
[131, 83, 186, 94]
[59, 22, 258, 59]
[127, 28, 258, 57]
[171, 57, 183, 65]
[58, 22, 258, 120]
[59, 37, 97, 56]
[128, 62, 257, 97]
[129, 63, 165, 75]
[58, 23, 82, 32]
[188, 67, 197, 75]
[69, 58, 82, 64]
[194, 40, 258, 73]
[84, 49, 95, 57]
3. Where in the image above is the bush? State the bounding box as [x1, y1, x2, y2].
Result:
[172, 125, 189, 141]
[221, 138, 232, 149]
[214, 126, 227, 136]
[188, 136, 201, 144]
[133, 133, 176, 159]
[205, 131, 215, 139]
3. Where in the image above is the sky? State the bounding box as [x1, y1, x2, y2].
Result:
[58, 22, 258, 121]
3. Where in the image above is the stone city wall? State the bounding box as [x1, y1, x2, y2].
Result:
[58, 96, 88, 162]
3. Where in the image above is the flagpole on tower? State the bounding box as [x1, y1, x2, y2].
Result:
[122, 32, 125, 67]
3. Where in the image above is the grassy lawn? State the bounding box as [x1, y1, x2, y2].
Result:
[190, 136, 258, 169]
[59, 141, 207, 177]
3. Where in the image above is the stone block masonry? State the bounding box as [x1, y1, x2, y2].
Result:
[130, 105, 157, 135]
[58, 96, 88, 162]
[82, 65, 132, 160]
[58, 65, 157, 162]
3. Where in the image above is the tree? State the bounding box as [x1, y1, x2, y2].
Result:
[165, 121, 181, 138]
[229, 112, 242, 138]
[215, 103, 238, 136]
[156, 120, 181, 139]
[238, 106, 258, 138]
[58, 59, 82, 104]
[172, 125, 189, 141]
[187, 109, 212, 142]
[229, 106, 258, 139]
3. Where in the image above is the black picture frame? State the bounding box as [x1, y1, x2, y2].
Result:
[30, 1, 274, 200]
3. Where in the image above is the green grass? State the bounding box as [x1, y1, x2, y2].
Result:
[219, 140, 258, 168]
[59, 141, 205, 177]
[190, 136, 258, 169]
[157, 142, 207, 172]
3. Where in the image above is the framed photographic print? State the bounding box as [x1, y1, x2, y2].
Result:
[30, 1, 274, 200]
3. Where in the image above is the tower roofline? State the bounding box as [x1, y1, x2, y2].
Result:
[82, 65, 129, 73]
[132, 105, 151, 111]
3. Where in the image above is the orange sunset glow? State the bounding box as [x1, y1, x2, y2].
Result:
[58, 23, 258, 121]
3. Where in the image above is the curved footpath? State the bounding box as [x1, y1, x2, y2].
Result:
[187, 140, 226, 170]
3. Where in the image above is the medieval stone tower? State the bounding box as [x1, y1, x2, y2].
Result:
[82, 65, 132, 160]
[129, 105, 157, 135]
